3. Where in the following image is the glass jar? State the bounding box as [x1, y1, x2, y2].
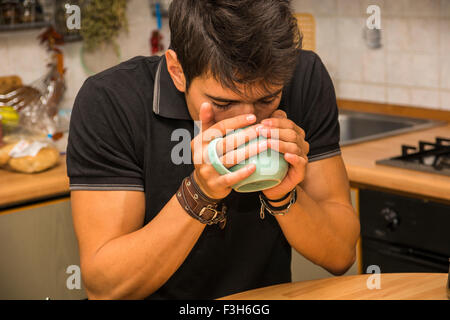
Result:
[1, 0, 21, 25]
[21, 0, 37, 23]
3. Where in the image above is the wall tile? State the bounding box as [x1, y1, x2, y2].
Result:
[337, 17, 366, 49]
[386, 52, 413, 86]
[387, 86, 411, 105]
[62, 42, 89, 100]
[384, 18, 411, 52]
[361, 83, 386, 102]
[337, 0, 362, 16]
[363, 48, 386, 83]
[410, 54, 440, 88]
[316, 17, 338, 50]
[337, 81, 362, 100]
[410, 88, 440, 108]
[316, 48, 338, 80]
[384, 0, 409, 17]
[119, 22, 153, 61]
[360, 0, 385, 13]
[127, 0, 152, 25]
[6, 30, 49, 84]
[405, 0, 441, 17]
[408, 18, 439, 53]
[338, 48, 364, 81]
[292, 0, 337, 16]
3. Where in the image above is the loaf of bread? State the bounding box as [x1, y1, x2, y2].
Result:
[0, 142, 60, 173]
[0, 143, 15, 166]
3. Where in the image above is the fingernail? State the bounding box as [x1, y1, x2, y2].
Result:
[259, 141, 268, 150]
[247, 115, 256, 122]
[262, 120, 271, 126]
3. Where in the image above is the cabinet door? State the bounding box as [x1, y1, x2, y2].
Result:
[0, 199, 86, 300]
[291, 188, 359, 282]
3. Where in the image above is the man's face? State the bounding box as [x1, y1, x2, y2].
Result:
[184, 74, 283, 124]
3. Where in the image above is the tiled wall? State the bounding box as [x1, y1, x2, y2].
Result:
[0, 0, 169, 110]
[292, 0, 450, 110]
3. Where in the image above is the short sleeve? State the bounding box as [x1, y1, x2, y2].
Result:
[284, 51, 341, 163]
[66, 78, 144, 191]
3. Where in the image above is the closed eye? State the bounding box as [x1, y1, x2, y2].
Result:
[212, 102, 233, 109]
[258, 98, 277, 105]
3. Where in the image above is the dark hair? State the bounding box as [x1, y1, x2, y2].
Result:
[169, 0, 302, 94]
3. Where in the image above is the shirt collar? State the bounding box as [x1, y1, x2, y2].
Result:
[152, 55, 192, 120]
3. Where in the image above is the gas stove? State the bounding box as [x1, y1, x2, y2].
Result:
[376, 137, 450, 176]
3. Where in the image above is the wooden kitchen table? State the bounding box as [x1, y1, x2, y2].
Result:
[220, 273, 449, 300]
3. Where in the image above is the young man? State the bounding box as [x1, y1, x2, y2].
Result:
[67, 0, 360, 300]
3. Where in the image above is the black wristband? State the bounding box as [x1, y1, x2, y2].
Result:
[260, 191, 292, 203]
[264, 197, 292, 211]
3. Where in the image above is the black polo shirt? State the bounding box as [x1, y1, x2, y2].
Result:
[66, 50, 341, 300]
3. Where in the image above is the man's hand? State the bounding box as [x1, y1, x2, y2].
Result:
[258, 110, 310, 200]
[191, 102, 268, 200]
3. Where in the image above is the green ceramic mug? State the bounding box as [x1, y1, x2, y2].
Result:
[207, 127, 288, 193]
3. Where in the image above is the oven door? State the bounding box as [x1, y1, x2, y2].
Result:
[362, 238, 450, 273]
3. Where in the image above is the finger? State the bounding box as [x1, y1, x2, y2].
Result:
[218, 124, 263, 155]
[216, 164, 256, 187]
[261, 118, 306, 140]
[220, 139, 268, 169]
[284, 153, 308, 176]
[258, 127, 297, 143]
[203, 114, 257, 142]
[267, 139, 303, 157]
[199, 102, 216, 132]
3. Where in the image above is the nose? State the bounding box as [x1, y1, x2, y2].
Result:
[240, 103, 256, 116]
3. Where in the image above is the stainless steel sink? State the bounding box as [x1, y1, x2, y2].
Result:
[339, 110, 446, 146]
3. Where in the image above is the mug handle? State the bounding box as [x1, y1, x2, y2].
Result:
[208, 138, 231, 176]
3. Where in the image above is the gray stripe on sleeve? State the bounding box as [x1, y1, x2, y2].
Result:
[308, 149, 342, 163]
[70, 184, 144, 192]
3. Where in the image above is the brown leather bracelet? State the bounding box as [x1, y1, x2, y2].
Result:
[176, 172, 227, 229]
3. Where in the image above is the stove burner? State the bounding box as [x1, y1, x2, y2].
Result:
[376, 137, 450, 176]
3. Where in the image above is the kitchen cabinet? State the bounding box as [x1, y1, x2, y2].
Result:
[291, 188, 360, 282]
[0, 198, 86, 300]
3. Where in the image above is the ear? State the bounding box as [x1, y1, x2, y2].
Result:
[165, 49, 187, 92]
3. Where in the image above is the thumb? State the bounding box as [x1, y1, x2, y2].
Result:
[199, 102, 216, 131]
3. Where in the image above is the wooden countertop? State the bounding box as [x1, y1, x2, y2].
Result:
[0, 155, 69, 209]
[341, 123, 450, 202]
[0, 122, 449, 209]
[220, 273, 449, 300]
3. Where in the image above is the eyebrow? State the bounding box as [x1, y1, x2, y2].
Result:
[205, 88, 283, 104]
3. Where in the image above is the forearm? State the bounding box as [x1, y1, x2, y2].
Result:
[275, 186, 360, 275]
[83, 195, 205, 300]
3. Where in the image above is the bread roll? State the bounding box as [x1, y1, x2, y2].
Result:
[7, 147, 60, 173]
[0, 143, 16, 166]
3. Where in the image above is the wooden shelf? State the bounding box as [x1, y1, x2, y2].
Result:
[0, 21, 82, 43]
[0, 21, 50, 32]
